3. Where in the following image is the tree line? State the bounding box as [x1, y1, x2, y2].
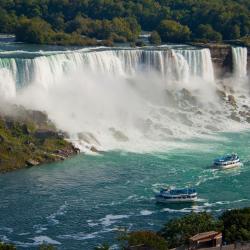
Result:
[0, 0, 249, 45]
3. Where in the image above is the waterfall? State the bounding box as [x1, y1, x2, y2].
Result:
[176, 48, 215, 82]
[0, 48, 214, 95]
[232, 47, 248, 78]
[0, 46, 248, 152]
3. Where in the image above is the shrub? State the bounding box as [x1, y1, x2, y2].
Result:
[157, 20, 191, 43]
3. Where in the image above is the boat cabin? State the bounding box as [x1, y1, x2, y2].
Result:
[189, 231, 222, 249]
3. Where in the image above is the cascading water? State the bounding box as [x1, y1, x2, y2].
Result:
[0, 48, 213, 94]
[232, 47, 248, 78]
[177, 48, 215, 82]
[0, 46, 248, 152]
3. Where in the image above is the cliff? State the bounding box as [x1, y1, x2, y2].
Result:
[0, 104, 79, 173]
[189, 43, 250, 78]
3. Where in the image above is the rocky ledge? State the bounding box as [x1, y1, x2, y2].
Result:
[0, 104, 79, 173]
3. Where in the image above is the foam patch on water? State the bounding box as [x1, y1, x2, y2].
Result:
[140, 210, 154, 216]
[99, 214, 130, 227]
[46, 202, 68, 225]
[32, 236, 61, 245]
[58, 232, 99, 241]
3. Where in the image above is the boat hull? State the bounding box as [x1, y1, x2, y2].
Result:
[155, 196, 197, 203]
[214, 162, 242, 170]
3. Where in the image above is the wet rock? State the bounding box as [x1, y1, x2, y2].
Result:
[180, 88, 197, 105]
[246, 117, 250, 123]
[242, 105, 249, 109]
[239, 111, 246, 117]
[26, 159, 40, 166]
[77, 132, 100, 145]
[205, 125, 219, 131]
[228, 95, 237, 107]
[109, 128, 129, 142]
[216, 89, 226, 100]
[230, 112, 241, 122]
[90, 146, 103, 153]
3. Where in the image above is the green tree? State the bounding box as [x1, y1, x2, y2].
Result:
[196, 24, 222, 42]
[15, 17, 54, 44]
[123, 231, 168, 250]
[149, 31, 161, 45]
[157, 20, 191, 43]
[0, 242, 16, 250]
[159, 212, 221, 248]
[220, 208, 250, 244]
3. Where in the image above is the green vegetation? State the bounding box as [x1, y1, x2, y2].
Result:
[0, 0, 249, 45]
[0, 105, 78, 173]
[157, 20, 191, 43]
[149, 31, 162, 45]
[124, 231, 168, 250]
[96, 208, 250, 249]
[0, 242, 16, 250]
[159, 212, 221, 248]
[39, 244, 57, 250]
[221, 207, 250, 243]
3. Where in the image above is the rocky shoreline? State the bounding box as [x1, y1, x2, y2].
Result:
[0, 104, 80, 173]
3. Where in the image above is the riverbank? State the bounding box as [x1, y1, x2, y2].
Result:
[0, 104, 79, 173]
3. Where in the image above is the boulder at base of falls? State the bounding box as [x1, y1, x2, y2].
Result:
[228, 95, 237, 107]
[109, 128, 129, 142]
[229, 112, 241, 122]
[26, 159, 40, 167]
[216, 89, 226, 100]
[180, 88, 197, 105]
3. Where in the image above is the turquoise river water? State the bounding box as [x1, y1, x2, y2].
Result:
[0, 131, 250, 249]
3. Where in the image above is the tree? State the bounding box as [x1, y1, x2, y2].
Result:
[220, 208, 250, 244]
[122, 231, 168, 250]
[149, 31, 161, 45]
[15, 17, 54, 44]
[196, 24, 222, 42]
[157, 20, 191, 43]
[159, 212, 221, 248]
[0, 242, 16, 250]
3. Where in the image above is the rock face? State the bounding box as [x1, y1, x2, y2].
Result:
[208, 44, 233, 78]
[190, 43, 249, 78]
[0, 104, 80, 173]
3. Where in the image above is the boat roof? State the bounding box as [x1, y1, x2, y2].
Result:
[214, 153, 239, 162]
[162, 188, 196, 194]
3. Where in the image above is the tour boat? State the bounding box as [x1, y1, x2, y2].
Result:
[155, 187, 197, 203]
[213, 153, 242, 170]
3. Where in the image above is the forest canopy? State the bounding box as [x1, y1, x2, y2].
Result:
[0, 0, 249, 45]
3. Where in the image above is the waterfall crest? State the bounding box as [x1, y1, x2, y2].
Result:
[0, 48, 215, 97]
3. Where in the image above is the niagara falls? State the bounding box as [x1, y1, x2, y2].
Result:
[0, 1, 250, 250]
